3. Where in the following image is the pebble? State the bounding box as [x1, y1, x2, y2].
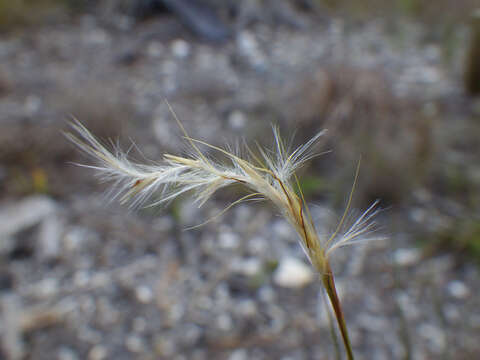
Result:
[230, 257, 262, 277]
[57, 347, 79, 360]
[132, 317, 147, 333]
[24, 94, 42, 115]
[393, 248, 421, 266]
[73, 270, 91, 288]
[125, 334, 144, 353]
[229, 349, 248, 360]
[84, 29, 109, 46]
[395, 291, 420, 320]
[247, 236, 268, 254]
[171, 39, 190, 59]
[266, 304, 286, 333]
[216, 313, 233, 331]
[443, 304, 460, 322]
[0, 196, 57, 240]
[235, 299, 258, 318]
[147, 42, 164, 58]
[1, 294, 23, 360]
[447, 280, 470, 299]
[38, 216, 63, 260]
[0, 236, 14, 255]
[33, 277, 58, 299]
[135, 285, 153, 304]
[180, 324, 202, 346]
[218, 231, 241, 250]
[152, 216, 174, 233]
[89, 273, 109, 288]
[96, 299, 119, 326]
[258, 286, 276, 303]
[356, 313, 388, 333]
[271, 220, 295, 242]
[228, 110, 247, 130]
[154, 336, 176, 357]
[88, 345, 108, 360]
[79, 296, 96, 317]
[63, 226, 89, 253]
[418, 323, 446, 353]
[178, 201, 201, 226]
[237, 31, 266, 70]
[409, 207, 428, 223]
[273, 257, 315, 288]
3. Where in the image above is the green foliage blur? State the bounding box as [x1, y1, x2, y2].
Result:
[0, 0, 79, 31]
[316, 0, 477, 24]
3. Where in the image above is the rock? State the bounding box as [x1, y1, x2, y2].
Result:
[229, 349, 248, 360]
[179, 323, 202, 346]
[257, 286, 276, 303]
[273, 257, 315, 288]
[132, 317, 147, 333]
[443, 304, 460, 322]
[147, 41, 164, 58]
[0, 196, 57, 240]
[84, 29, 109, 46]
[152, 216, 174, 232]
[171, 39, 190, 59]
[395, 291, 420, 320]
[96, 297, 120, 326]
[230, 257, 261, 277]
[393, 248, 421, 267]
[24, 95, 42, 116]
[153, 335, 176, 357]
[125, 334, 144, 353]
[237, 31, 266, 70]
[38, 216, 63, 261]
[447, 280, 470, 299]
[356, 313, 388, 333]
[271, 220, 295, 242]
[218, 230, 240, 249]
[57, 347, 80, 360]
[0, 294, 24, 360]
[234, 299, 257, 318]
[32, 277, 59, 300]
[135, 285, 154, 304]
[88, 345, 108, 360]
[228, 110, 247, 130]
[215, 313, 233, 331]
[63, 226, 90, 253]
[0, 236, 14, 256]
[73, 271, 91, 288]
[246, 236, 268, 254]
[0, 268, 14, 292]
[418, 323, 446, 353]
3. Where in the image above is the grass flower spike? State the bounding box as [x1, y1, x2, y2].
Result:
[66, 112, 381, 360]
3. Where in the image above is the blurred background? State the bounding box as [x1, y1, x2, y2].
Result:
[1, 1, 480, 359]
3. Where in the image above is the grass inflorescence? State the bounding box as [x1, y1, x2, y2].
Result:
[66, 108, 383, 359]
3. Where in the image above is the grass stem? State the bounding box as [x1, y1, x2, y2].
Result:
[322, 261, 355, 360]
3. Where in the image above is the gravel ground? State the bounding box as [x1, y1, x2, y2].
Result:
[1, 5, 479, 360]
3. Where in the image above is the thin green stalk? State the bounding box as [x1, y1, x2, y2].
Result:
[322, 262, 354, 360]
[321, 287, 342, 360]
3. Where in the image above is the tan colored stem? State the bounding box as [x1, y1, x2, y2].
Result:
[322, 262, 354, 360]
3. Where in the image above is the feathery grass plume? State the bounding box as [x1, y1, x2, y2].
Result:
[66, 112, 382, 359]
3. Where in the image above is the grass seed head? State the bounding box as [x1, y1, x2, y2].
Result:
[66, 118, 381, 274]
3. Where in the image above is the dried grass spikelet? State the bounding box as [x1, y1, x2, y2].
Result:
[66, 106, 382, 359]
